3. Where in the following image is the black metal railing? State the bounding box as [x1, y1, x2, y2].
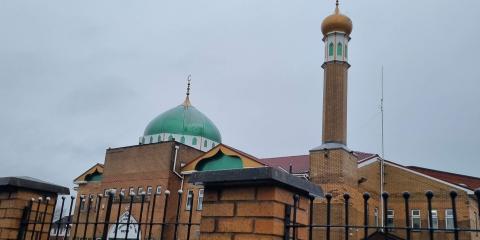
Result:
[285, 188, 480, 240]
[17, 189, 199, 240]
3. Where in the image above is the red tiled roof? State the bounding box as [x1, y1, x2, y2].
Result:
[259, 151, 377, 174]
[406, 166, 480, 191]
[259, 155, 309, 174]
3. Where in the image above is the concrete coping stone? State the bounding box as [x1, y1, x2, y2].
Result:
[189, 167, 323, 198]
[0, 176, 70, 195]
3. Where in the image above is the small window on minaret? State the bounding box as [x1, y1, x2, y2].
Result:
[329, 42, 334, 56]
[180, 136, 185, 143]
[345, 45, 348, 58]
[337, 42, 343, 56]
[192, 137, 197, 145]
[204, 140, 208, 147]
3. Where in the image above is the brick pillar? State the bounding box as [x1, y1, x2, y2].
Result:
[189, 167, 323, 240]
[0, 177, 69, 240]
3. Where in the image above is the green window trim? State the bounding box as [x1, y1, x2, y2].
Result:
[328, 42, 334, 56]
[337, 42, 343, 56]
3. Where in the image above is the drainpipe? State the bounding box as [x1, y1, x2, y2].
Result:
[172, 145, 184, 188]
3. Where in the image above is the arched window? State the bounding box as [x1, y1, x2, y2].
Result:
[141, 137, 145, 144]
[192, 137, 197, 145]
[337, 42, 343, 56]
[158, 135, 162, 142]
[149, 136, 153, 143]
[212, 142, 215, 148]
[328, 42, 334, 56]
[168, 135, 174, 141]
[180, 136, 185, 144]
[345, 45, 348, 58]
[204, 140, 208, 148]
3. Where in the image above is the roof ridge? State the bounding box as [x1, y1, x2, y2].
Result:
[406, 166, 480, 181]
[261, 154, 308, 160]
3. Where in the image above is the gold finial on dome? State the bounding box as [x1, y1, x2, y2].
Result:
[183, 74, 192, 107]
[321, 0, 353, 36]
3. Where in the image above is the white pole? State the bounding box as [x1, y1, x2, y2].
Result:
[380, 66, 385, 229]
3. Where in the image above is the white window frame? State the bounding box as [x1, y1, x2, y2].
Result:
[445, 209, 454, 230]
[185, 190, 194, 211]
[156, 186, 162, 194]
[129, 187, 135, 196]
[386, 209, 395, 228]
[146, 186, 153, 195]
[197, 189, 204, 211]
[138, 187, 144, 195]
[411, 210, 421, 229]
[429, 209, 438, 229]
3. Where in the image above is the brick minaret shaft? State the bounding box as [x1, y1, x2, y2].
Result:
[322, 62, 349, 145]
[310, 2, 356, 189]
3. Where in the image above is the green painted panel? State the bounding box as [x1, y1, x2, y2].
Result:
[85, 171, 103, 182]
[196, 151, 243, 171]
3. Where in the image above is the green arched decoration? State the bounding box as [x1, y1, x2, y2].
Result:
[180, 136, 185, 143]
[337, 42, 343, 56]
[329, 42, 334, 56]
[192, 137, 197, 145]
[85, 171, 103, 182]
[195, 151, 243, 171]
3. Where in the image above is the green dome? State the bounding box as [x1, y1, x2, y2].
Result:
[143, 98, 222, 143]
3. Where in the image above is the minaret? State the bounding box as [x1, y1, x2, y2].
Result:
[310, 1, 356, 188]
[321, 0, 352, 145]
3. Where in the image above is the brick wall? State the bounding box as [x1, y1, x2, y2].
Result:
[0, 189, 56, 240]
[199, 186, 310, 240]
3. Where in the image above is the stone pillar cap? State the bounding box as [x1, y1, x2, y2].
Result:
[0, 176, 70, 195]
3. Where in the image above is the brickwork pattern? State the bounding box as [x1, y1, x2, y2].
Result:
[322, 62, 349, 145]
[199, 186, 310, 240]
[0, 190, 56, 240]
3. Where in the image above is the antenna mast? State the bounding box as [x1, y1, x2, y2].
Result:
[380, 66, 385, 229]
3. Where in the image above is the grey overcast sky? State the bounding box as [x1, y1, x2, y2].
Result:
[1, 0, 479, 189]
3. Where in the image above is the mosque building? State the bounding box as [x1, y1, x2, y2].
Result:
[73, 2, 480, 240]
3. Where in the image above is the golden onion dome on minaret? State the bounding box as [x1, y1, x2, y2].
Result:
[321, 0, 353, 36]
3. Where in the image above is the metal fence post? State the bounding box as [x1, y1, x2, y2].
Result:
[403, 192, 411, 240]
[54, 196, 66, 239]
[82, 195, 93, 240]
[309, 196, 314, 240]
[39, 197, 50, 240]
[30, 197, 42, 240]
[284, 204, 292, 240]
[292, 194, 299, 240]
[125, 193, 135, 240]
[159, 190, 170, 240]
[326, 193, 332, 240]
[102, 192, 114, 240]
[73, 196, 84, 240]
[382, 192, 389, 234]
[92, 194, 103, 240]
[363, 192, 370, 240]
[426, 191, 434, 240]
[344, 193, 350, 240]
[20, 200, 33, 240]
[114, 193, 124, 239]
[17, 202, 32, 240]
[450, 191, 459, 240]
[186, 191, 194, 240]
[173, 189, 183, 240]
[136, 192, 146, 240]
[64, 196, 75, 240]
